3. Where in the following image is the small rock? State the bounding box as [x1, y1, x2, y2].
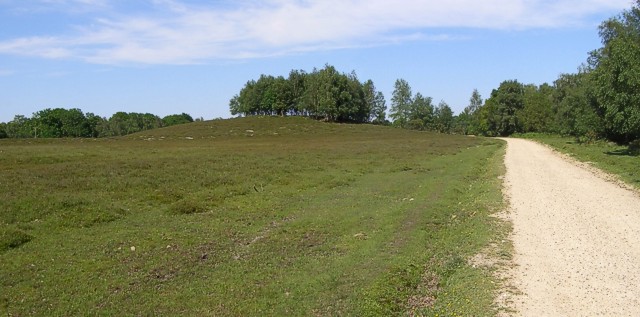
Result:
[130, 246, 136, 251]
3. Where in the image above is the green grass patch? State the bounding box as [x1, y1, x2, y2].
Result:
[0, 226, 33, 252]
[0, 117, 506, 316]
[517, 133, 640, 190]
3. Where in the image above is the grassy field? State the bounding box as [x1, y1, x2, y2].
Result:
[1, 117, 506, 316]
[517, 134, 640, 190]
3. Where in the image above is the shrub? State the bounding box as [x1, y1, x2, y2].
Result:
[170, 198, 208, 215]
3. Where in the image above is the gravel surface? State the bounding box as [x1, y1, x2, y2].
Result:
[501, 138, 640, 316]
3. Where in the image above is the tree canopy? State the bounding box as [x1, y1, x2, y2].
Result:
[229, 64, 387, 124]
[0, 109, 196, 139]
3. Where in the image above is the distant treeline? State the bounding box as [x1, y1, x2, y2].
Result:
[229, 64, 387, 124]
[0, 109, 196, 139]
[386, 78, 456, 133]
[459, 2, 640, 144]
[229, 64, 462, 133]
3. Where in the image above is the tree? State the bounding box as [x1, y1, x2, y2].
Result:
[434, 101, 454, 133]
[363, 80, 387, 124]
[553, 72, 603, 141]
[0, 122, 7, 138]
[409, 92, 434, 130]
[85, 113, 104, 138]
[468, 89, 483, 114]
[229, 64, 379, 123]
[390, 79, 413, 128]
[519, 83, 555, 133]
[162, 113, 194, 127]
[372, 91, 387, 124]
[484, 80, 525, 136]
[458, 89, 484, 135]
[5, 115, 33, 138]
[31, 108, 92, 138]
[288, 70, 307, 115]
[590, 0, 640, 142]
[315, 65, 341, 121]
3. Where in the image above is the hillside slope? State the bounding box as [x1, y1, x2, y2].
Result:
[1, 117, 506, 316]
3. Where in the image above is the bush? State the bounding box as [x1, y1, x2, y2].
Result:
[170, 198, 208, 215]
[406, 119, 425, 131]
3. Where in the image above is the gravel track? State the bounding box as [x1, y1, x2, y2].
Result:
[501, 138, 640, 316]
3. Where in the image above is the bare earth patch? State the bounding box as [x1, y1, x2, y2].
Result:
[499, 138, 640, 316]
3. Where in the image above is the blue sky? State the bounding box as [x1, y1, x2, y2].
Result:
[0, 0, 631, 122]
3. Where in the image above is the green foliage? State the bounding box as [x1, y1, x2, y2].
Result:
[389, 79, 455, 134]
[590, 1, 640, 142]
[0, 123, 7, 138]
[0, 117, 505, 316]
[433, 101, 454, 133]
[390, 78, 413, 127]
[0, 227, 32, 252]
[162, 113, 194, 127]
[553, 72, 604, 141]
[229, 65, 382, 123]
[5, 115, 34, 138]
[409, 93, 434, 130]
[484, 80, 525, 136]
[170, 198, 208, 215]
[1, 109, 194, 139]
[364, 80, 388, 124]
[519, 83, 555, 133]
[31, 108, 93, 138]
[100, 112, 164, 137]
[458, 89, 484, 135]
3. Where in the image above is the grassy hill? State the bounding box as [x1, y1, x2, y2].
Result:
[0, 117, 506, 316]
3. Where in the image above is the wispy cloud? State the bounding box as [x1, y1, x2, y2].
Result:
[0, 0, 630, 65]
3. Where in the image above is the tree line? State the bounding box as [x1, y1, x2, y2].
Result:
[460, 1, 640, 144]
[0, 109, 196, 138]
[229, 64, 387, 124]
[387, 78, 456, 133]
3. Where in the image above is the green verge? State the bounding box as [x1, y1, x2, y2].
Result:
[0, 117, 506, 316]
[517, 133, 640, 190]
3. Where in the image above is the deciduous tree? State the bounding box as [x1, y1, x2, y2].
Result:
[390, 79, 413, 128]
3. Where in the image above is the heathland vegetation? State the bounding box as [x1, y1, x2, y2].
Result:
[1, 117, 506, 316]
[1, 2, 639, 316]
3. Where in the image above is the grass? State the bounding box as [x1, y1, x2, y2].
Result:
[0, 116, 506, 316]
[517, 133, 640, 190]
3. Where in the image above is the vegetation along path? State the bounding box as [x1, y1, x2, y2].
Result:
[501, 138, 640, 316]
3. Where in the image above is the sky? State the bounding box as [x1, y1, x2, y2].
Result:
[0, 0, 632, 122]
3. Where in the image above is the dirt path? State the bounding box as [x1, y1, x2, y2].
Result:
[500, 138, 640, 316]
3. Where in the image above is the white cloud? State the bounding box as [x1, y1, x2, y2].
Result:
[0, 0, 630, 64]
